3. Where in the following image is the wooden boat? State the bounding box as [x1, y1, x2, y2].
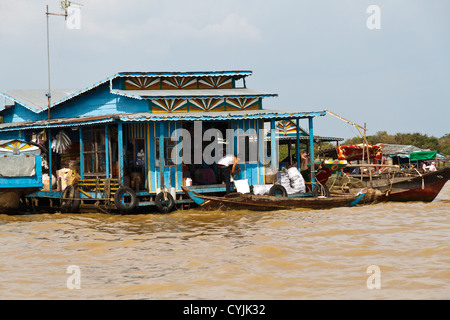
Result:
[182, 186, 383, 211]
[341, 167, 449, 202]
[0, 139, 44, 213]
[373, 167, 449, 202]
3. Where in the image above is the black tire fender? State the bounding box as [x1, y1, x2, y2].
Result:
[114, 186, 138, 212]
[155, 192, 175, 214]
[269, 184, 287, 197]
[61, 185, 78, 213]
[312, 184, 330, 198]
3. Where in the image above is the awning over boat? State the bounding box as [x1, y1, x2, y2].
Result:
[409, 150, 437, 162]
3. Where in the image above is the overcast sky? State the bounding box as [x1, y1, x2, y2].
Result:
[0, 0, 448, 139]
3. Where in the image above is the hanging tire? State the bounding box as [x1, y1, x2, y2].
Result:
[61, 185, 75, 213]
[60, 185, 80, 213]
[114, 186, 138, 212]
[269, 184, 287, 197]
[312, 184, 330, 198]
[70, 185, 81, 213]
[155, 192, 175, 214]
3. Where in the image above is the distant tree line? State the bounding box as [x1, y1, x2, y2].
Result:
[343, 131, 450, 156]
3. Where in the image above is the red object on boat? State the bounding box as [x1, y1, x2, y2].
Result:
[336, 144, 382, 162]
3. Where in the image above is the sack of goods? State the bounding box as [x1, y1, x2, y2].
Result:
[277, 167, 306, 195]
[287, 166, 306, 194]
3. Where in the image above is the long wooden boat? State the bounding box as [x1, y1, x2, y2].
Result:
[378, 167, 449, 202]
[182, 186, 383, 211]
[347, 167, 449, 202]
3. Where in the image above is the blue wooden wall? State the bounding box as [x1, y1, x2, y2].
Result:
[51, 84, 148, 119]
[232, 119, 265, 186]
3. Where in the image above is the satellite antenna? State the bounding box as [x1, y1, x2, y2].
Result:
[45, 1, 82, 120]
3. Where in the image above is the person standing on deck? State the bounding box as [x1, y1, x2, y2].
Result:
[300, 150, 309, 171]
[218, 153, 239, 195]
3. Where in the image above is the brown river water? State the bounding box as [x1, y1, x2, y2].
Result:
[1, 184, 449, 300]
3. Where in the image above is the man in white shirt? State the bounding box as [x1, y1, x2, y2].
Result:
[218, 154, 238, 194]
[427, 162, 437, 172]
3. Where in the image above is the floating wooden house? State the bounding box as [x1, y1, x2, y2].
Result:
[0, 70, 327, 213]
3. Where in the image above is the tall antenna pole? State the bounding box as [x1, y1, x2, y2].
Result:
[46, 5, 51, 120]
[45, 4, 67, 120]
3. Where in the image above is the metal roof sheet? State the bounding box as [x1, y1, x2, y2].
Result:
[118, 110, 326, 122]
[0, 89, 78, 112]
[376, 143, 430, 155]
[0, 110, 326, 131]
[0, 114, 116, 131]
[116, 70, 252, 78]
[0, 71, 255, 114]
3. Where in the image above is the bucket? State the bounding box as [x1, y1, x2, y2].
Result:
[170, 187, 176, 199]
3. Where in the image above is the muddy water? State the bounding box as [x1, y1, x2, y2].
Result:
[1, 184, 449, 300]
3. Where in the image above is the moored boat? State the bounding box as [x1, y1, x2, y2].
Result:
[374, 167, 449, 202]
[182, 185, 383, 211]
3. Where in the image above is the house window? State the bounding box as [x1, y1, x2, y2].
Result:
[82, 127, 106, 175]
[155, 137, 176, 166]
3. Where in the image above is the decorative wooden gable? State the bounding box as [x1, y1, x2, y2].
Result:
[124, 75, 234, 91]
[276, 120, 308, 136]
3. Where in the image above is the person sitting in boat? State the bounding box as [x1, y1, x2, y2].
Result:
[218, 153, 239, 195]
[426, 162, 437, 172]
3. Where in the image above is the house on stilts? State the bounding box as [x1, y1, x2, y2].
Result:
[0, 70, 329, 213]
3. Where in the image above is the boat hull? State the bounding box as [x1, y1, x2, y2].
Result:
[182, 186, 382, 211]
[374, 167, 449, 202]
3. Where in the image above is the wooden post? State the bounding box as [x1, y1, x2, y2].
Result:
[296, 118, 300, 172]
[105, 124, 110, 178]
[270, 119, 277, 174]
[48, 128, 52, 191]
[79, 127, 83, 179]
[159, 122, 165, 190]
[308, 117, 315, 188]
[118, 122, 124, 184]
[363, 123, 373, 187]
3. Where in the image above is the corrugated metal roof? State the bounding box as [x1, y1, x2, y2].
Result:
[116, 70, 252, 78]
[0, 89, 78, 113]
[0, 114, 116, 131]
[274, 135, 344, 142]
[0, 70, 255, 114]
[119, 110, 326, 122]
[377, 143, 430, 155]
[111, 88, 277, 100]
[0, 110, 326, 131]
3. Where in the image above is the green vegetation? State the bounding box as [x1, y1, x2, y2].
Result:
[343, 131, 450, 156]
